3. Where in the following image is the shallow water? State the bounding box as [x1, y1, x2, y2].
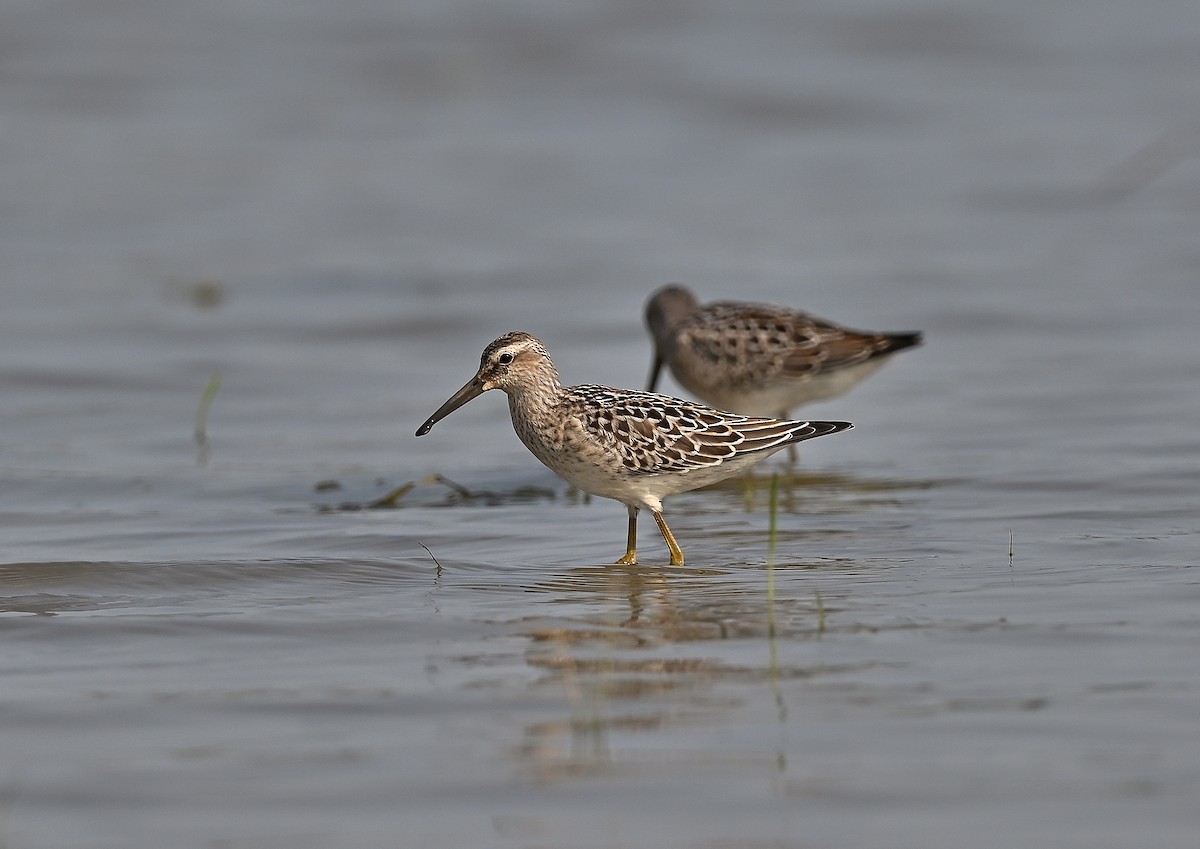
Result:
[3, 0, 1200, 847]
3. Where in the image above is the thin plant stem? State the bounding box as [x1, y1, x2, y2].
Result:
[767, 472, 779, 639]
[194, 373, 222, 465]
[418, 542, 444, 576]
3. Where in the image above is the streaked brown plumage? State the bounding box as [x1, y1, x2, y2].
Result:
[416, 332, 851, 565]
[646, 284, 922, 418]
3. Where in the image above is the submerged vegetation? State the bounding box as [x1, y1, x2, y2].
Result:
[314, 473, 558, 512]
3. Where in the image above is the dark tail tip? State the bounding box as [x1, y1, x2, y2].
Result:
[882, 331, 923, 354]
[805, 420, 853, 440]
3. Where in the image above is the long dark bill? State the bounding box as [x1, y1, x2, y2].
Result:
[645, 353, 664, 393]
[415, 377, 487, 436]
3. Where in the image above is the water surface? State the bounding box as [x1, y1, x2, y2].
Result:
[2, 0, 1199, 847]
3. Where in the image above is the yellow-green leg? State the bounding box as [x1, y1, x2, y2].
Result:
[615, 506, 639, 565]
[652, 511, 685, 566]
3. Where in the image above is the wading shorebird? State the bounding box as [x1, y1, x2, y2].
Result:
[416, 332, 851, 565]
[645, 284, 922, 418]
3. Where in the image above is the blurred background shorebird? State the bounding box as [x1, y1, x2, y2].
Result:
[645, 284, 923, 421]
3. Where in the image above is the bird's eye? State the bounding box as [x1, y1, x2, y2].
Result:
[498, 352, 514, 365]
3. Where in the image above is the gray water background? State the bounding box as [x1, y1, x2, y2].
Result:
[2, 0, 1199, 847]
